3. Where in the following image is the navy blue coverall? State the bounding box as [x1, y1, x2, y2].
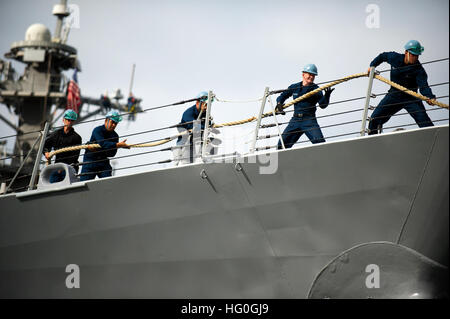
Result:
[176, 105, 207, 163]
[277, 82, 331, 149]
[177, 105, 206, 140]
[368, 52, 435, 134]
[43, 127, 82, 183]
[80, 125, 119, 180]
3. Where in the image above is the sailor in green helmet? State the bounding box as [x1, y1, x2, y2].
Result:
[80, 110, 130, 180]
[368, 40, 437, 134]
[43, 109, 82, 183]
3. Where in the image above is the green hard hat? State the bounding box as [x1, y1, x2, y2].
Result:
[106, 110, 122, 123]
[404, 40, 424, 56]
[63, 109, 78, 121]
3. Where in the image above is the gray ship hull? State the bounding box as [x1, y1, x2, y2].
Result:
[0, 125, 448, 298]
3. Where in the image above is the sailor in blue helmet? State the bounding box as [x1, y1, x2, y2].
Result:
[80, 110, 130, 180]
[43, 109, 82, 183]
[174, 91, 214, 164]
[275, 64, 334, 149]
[367, 40, 437, 134]
[178, 91, 210, 134]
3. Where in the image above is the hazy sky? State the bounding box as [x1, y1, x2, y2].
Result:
[0, 0, 449, 176]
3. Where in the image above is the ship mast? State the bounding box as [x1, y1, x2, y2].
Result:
[0, 1, 78, 190]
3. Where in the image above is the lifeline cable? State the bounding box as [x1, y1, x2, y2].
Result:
[38, 71, 450, 159]
[257, 107, 448, 142]
[374, 74, 449, 109]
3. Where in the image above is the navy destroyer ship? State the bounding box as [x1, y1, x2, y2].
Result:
[0, 1, 448, 298]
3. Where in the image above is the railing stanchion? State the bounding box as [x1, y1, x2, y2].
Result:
[28, 121, 50, 190]
[361, 67, 376, 136]
[201, 91, 213, 159]
[250, 87, 269, 153]
[268, 94, 285, 149]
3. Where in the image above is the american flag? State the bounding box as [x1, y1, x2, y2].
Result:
[66, 69, 81, 114]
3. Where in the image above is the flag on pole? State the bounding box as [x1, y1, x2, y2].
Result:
[66, 69, 81, 114]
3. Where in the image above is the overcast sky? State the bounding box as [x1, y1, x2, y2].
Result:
[0, 0, 449, 176]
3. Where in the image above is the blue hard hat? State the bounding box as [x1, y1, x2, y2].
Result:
[63, 109, 78, 121]
[196, 91, 214, 102]
[303, 63, 318, 75]
[106, 110, 122, 123]
[404, 40, 424, 56]
[196, 91, 208, 101]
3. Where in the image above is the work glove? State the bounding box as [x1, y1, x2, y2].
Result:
[275, 103, 286, 115]
[324, 87, 335, 98]
[426, 98, 436, 106]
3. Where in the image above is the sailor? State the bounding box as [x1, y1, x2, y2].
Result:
[367, 40, 437, 135]
[127, 92, 137, 121]
[174, 91, 212, 165]
[43, 109, 82, 183]
[100, 90, 112, 113]
[79, 110, 130, 180]
[275, 64, 334, 149]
